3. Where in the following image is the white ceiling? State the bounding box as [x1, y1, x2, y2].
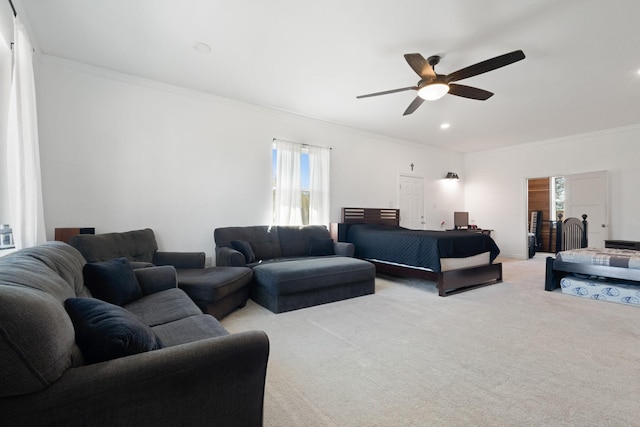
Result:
[17, 0, 640, 153]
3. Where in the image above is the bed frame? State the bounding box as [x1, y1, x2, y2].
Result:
[554, 213, 588, 252]
[543, 214, 630, 291]
[337, 208, 503, 296]
[545, 256, 640, 291]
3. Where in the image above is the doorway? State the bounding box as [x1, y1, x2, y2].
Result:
[399, 174, 425, 229]
[527, 177, 555, 253]
[527, 171, 608, 254]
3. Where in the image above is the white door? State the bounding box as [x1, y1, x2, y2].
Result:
[565, 170, 608, 248]
[399, 175, 425, 229]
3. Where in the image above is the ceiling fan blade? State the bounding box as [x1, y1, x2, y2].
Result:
[446, 50, 525, 83]
[448, 84, 494, 100]
[403, 96, 425, 116]
[404, 53, 436, 79]
[356, 86, 417, 99]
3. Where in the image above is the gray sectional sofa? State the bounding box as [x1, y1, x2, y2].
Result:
[69, 228, 253, 319]
[214, 225, 376, 313]
[0, 241, 269, 426]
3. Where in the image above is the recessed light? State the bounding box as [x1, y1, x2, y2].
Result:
[440, 123, 450, 129]
[193, 42, 211, 53]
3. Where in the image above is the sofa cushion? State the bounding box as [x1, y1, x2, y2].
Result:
[152, 315, 229, 347]
[177, 267, 253, 305]
[69, 228, 158, 263]
[253, 257, 376, 295]
[0, 285, 78, 398]
[65, 297, 164, 364]
[124, 288, 203, 327]
[230, 240, 256, 263]
[0, 242, 90, 302]
[83, 257, 142, 306]
[278, 225, 331, 257]
[214, 226, 282, 260]
[0, 242, 90, 398]
[308, 236, 335, 256]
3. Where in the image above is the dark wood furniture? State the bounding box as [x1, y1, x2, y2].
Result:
[546, 219, 558, 252]
[554, 213, 588, 253]
[605, 240, 640, 250]
[546, 214, 587, 290]
[336, 207, 503, 297]
[54, 227, 95, 244]
[446, 228, 492, 236]
[529, 210, 543, 251]
[544, 214, 626, 291]
[545, 253, 640, 291]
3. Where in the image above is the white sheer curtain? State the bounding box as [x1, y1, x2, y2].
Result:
[6, 17, 46, 248]
[273, 140, 302, 225]
[308, 145, 330, 226]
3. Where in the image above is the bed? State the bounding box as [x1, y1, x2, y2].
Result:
[333, 208, 502, 296]
[544, 215, 640, 306]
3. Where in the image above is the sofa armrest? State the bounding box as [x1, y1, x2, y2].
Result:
[216, 246, 247, 267]
[1, 330, 270, 427]
[334, 241, 355, 257]
[134, 265, 178, 294]
[153, 251, 205, 269]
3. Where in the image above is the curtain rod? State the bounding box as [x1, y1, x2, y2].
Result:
[272, 138, 331, 150]
[8, 0, 16, 17]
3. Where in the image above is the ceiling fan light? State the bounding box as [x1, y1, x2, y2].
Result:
[418, 83, 450, 101]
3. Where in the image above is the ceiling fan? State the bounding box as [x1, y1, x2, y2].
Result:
[357, 50, 525, 116]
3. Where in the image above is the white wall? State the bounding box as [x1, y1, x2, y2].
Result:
[36, 56, 464, 262]
[31, 55, 640, 264]
[465, 126, 640, 259]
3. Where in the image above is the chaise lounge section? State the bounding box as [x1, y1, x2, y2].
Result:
[214, 225, 376, 313]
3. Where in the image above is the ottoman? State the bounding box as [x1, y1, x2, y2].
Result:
[177, 266, 253, 319]
[251, 257, 376, 313]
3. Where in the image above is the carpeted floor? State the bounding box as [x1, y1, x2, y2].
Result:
[221, 256, 640, 426]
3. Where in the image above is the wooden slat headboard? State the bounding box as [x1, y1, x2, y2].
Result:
[555, 213, 588, 252]
[341, 207, 400, 227]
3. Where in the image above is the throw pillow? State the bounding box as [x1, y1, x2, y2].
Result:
[64, 297, 164, 364]
[308, 237, 335, 256]
[83, 257, 142, 306]
[230, 240, 256, 263]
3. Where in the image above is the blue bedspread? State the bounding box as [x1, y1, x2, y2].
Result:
[346, 224, 500, 272]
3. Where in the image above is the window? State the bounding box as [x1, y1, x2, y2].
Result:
[272, 147, 310, 225]
[551, 176, 565, 222]
[272, 140, 330, 226]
